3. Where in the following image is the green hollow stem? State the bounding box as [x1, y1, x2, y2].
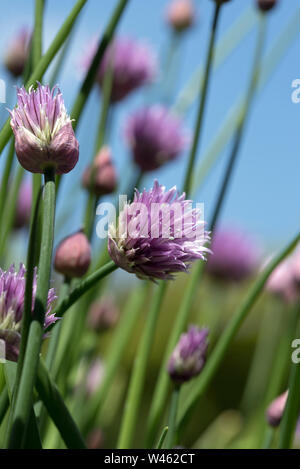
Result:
[182, 2, 221, 195]
[117, 281, 167, 449]
[0, 0, 87, 157]
[71, 0, 130, 128]
[32, 0, 45, 67]
[0, 388, 9, 426]
[47, 261, 118, 329]
[165, 386, 180, 449]
[35, 359, 86, 449]
[145, 17, 267, 446]
[156, 426, 169, 450]
[177, 231, 300, 431]
[0, 139, 15, 225]
[278, 319, 300, 449]
[8, 168, 56, 449]
[82, 283, 148, 431]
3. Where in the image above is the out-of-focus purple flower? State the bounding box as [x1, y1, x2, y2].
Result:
[206, 227, 260, 282]
[166, 0, 196, 33]
[85, 358, 105, 396]
[0, 264, 57, 362]
[14, 180, 32, 229]
[54, 230, 91, 278]
[82, 146, 117, 197]
[256, 0, 277, 12]
[167, 326, 209, 384]
[125, 105, 186, 172]
[87, 297, 120, 333]
[10, 83, 79, 174]
[108, 180, 210, 281]
[266, 391, 288, 427]
[83, 37, 156, 103]
[4, 28, 31, 77]
[266, 257, 299, 304]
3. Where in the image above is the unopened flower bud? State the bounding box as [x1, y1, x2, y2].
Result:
[166, 0, 195, 33]
[87, 297, 120, 332]
[10, 83, 79, 174]
[167, 326, 209, 384]
[266, 391, 288, 427]
[256, 0, 277, 12]
[82, 146, 117, 197]
[54, 231, 91, 278]
[4, 28, 31, 78]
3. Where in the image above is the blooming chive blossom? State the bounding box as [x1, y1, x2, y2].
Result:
[10, 83, 79, 174]
[125, 106, 186, 172]
[0, 264, 57, 362]
[4, 28, 31, 77]
[108, 181, 211, 281]
[167, 326, 209, 384]
[83, 37, 157, 103]
[206, 228, 260, 282]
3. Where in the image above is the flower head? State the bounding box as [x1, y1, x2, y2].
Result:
[108, 181, 210, 281]
[83, 37, 156, 103]
[206, 227, 260, 282]
[125, 105, 186, 172]
[167, 326, 209, 384]
[166, 0, 196, 33]
[0, 264, 57, 362]
[82, 146, 117, 197]
[4, 28, 31, 77]
[266, 247, 300, 304]
[54, 230, 91, 278]
[87, 296, 120, 333]
[10, 83, 79, 174]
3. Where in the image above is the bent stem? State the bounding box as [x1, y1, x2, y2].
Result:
[8, 168, 56, 449]
[117, 281, 167, 449]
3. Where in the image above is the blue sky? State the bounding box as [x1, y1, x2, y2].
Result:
[1, 0, 299, 252]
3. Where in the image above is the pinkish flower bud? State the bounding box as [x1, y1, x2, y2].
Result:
[86, 428, 104, 449]
[54, 231, 91, 278]
[86, 359, 105, 395]
[166, 0, 195, 33]
[10, 83, 79, 174]
[266, 391, 288, 427]
[14, 180, 32, 229]
[266, 256, 299, 304]
[4, 28, 31, 78]
[82, 146, 117, 197]
[256, 0, 277, 12]
[87, 297, 120, 333]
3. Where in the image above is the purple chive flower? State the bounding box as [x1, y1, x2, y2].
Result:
[266, 391, 288, 427]
[125, 105, 186, 172]
[167, 326, 209, 384]
[10, 83, 79, 174]
[108, 180, 210, 281]
[4, 28, 31, 78]
[206, 227, 260, 282]
[83, 37, 156, 103]
[14, 179, 32, 229]
[0, 264, 57, 362]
